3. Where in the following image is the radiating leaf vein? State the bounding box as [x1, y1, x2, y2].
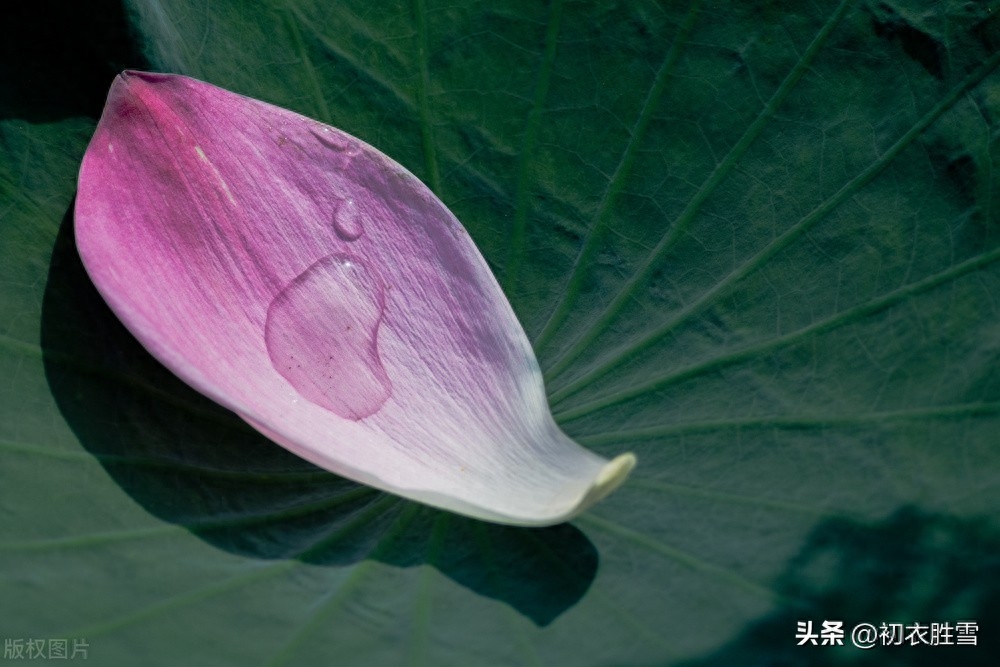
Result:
[551, 50, 1000, 407]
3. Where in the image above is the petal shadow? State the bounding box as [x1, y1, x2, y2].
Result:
[0, 0, 148, 122]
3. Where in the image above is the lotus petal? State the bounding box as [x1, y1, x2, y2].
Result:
[75, 71, 635, 526]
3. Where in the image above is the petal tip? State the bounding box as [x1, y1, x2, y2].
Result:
[571, 452, 636, 519]
[597, 452, 637, 489]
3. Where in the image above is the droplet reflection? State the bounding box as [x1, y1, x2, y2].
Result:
[265, 254, 391, 420]
[333, 197, 364, 241]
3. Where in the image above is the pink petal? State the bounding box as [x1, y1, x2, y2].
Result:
[75, 71, 634, 526]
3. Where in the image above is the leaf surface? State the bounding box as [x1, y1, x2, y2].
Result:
[2, 0, 999, 664]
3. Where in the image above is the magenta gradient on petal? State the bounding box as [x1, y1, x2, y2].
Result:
[75, 71, 634, 525]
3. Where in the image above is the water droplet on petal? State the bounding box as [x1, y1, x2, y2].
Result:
[333, 197, 364, 241]
[265, 254, 391, 420]
[312, 127, 350, 153]
[311, 127, 364, 163]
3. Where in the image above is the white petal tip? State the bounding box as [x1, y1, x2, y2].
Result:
[574, 452, 637, 516]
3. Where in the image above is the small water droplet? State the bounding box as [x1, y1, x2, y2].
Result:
[265, 254, 391, 420]
[312, 128, 350, 153]
[333, 197, 364, 241]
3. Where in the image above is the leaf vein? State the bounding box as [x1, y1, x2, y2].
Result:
[543, 0, 858, 382]
[556, 244, 1000, 421]
[550, 49, 1000, 407]
[533, 0, 704, 350]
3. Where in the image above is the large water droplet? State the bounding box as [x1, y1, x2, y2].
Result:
[333, 197, 364, 241]
[265, 254, 391, 420]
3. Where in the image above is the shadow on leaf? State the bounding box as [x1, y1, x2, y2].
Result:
[41, 205, 597, 627]
[0, 0, 148, 121]
[678, 506, 999, 667]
